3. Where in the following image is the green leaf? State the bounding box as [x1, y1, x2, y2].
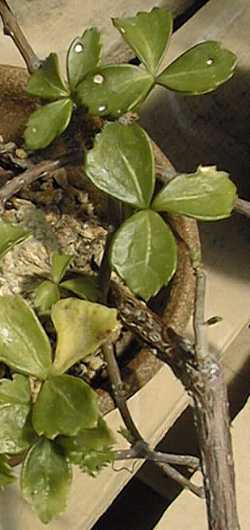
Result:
[0, 296, 52, 379]
[27, 53, 69, 100]
[24, 98, 73, 151]
[77, 448, 114, 476]
[0, 375, 32, 454]
[32, 375, 98, 439]
[113, 8, 172, 75]
[21, 438, 72, 524]
[76, 64, 154, 116]
[67, 27, 102, 90]
[34, 280, 61, 314]
[0, 455, 15, 487]
[59, 417, 115, 476]
[51, 252, 73, 283]
[0, 220, 30, 259]
[152, 166, 237, 220]
[157, 41, 237, 94]
[110, 210, 177, 301]
[60, 275, 99, 302]
[52, 298, 119, 374]
[59, 416, 115, 455]
[85, 122, 155, 208]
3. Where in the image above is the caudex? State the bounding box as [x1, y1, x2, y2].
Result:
[0, 2, 246, 529]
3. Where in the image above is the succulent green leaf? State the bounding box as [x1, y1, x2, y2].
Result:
[59, 417, 115, 455]
[67, 27, 102, 90]
[0, 296, 52, 379]
[52, 298, 119, 374]
[24, 98, 73, 150]
[34, 280, 60, 314]
[59, 417, 115, 476]
[60, 275, 99, 302]
[76, 448, 114, 476]
[152, 166, 237, 219]
[157, 41, 237, 94]
[21, 438, 72, 524]
[51, 252, 73, 283]
[27, 53, 69, 100]
[32, 375, 98, 439]
[113, 8, 172, 75]
[110, 210, 177, 301]
[76, 64, 154, 116]
[0, 455, 15, 487]
[85, 122, 155, 208]
[0, 220, 30, 259]
[0, 375, 33, 454]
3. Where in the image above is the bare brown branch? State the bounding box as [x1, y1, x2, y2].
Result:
[0, 0, 41, 73]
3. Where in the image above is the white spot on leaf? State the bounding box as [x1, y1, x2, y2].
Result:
[93, 74, 104, 85]
[75, 43, 83, 53]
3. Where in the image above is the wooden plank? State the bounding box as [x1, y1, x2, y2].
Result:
[0, 1, 197, 67]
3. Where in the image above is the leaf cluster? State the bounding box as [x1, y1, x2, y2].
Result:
[0, 292, 118, 522]
[34, 251, 99, 314]
[24, 8, 237, 150]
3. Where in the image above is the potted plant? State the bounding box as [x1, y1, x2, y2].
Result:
[0, 3, 243, 529]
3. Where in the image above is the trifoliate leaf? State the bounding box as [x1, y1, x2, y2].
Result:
[152, 166, 237, 219]
[85, 122, 155, 208]
[34, 280, 60, 314]
[32, 375, 98, 439]
[0, 455, 15, 487]
[110, 210, 177, 301]
[51, 252, 73, 283]
[27, 53, 69, 100]
[0, 220, 30, 259]
[67, 27, 102, 90]
[113, 8, 173, 75]
[60, 275, 99, 302]
[24, 98, 73, 150]
[157, 41, 237, 94]
[21, 438, 72, 524]
[76, 64, 154, 116]
[0, 375, 33, 454]
[0, 296, 52, 379]
[52, 298, 119, 374]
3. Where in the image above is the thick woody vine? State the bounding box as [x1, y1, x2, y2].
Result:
[0, 2, 248, 529]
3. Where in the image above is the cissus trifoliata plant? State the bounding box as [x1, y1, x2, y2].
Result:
[0, 7, 238, 524]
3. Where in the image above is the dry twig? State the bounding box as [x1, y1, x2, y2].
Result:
[0, 0, 41, 73]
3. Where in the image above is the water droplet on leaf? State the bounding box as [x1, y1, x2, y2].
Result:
[206, 58, 213, 65]
[98, 105, 107, 112]
[93, 74, 104, 85]
[75, 43, 83, 53]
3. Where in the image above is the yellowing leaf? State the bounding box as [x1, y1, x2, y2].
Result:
[52, 299, 119, 374]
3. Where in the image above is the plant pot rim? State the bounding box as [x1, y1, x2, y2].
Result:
[0, 64, 200, 415]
